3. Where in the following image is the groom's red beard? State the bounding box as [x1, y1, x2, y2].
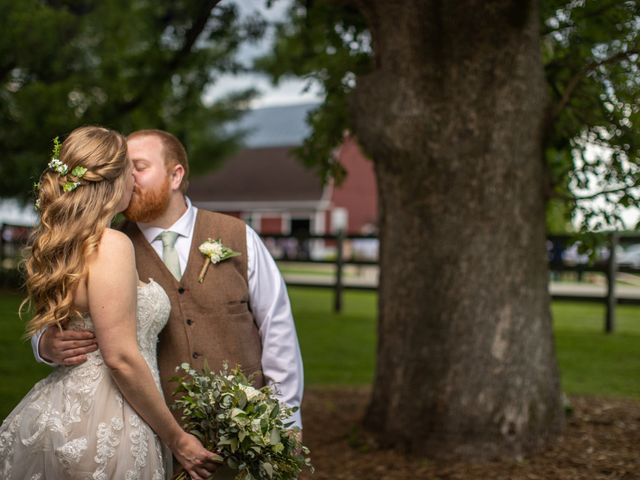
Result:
[123, 177, 171, 223]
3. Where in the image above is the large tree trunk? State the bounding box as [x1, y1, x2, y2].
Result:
[350, 0, 564, 458]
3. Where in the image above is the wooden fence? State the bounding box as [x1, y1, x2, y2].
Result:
[2, 224, 639, 332]
[262, 231, 640, 333]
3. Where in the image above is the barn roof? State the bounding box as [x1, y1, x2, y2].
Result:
[188, 104, 328, 209]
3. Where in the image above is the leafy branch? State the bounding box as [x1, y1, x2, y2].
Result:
[552, 48, 639, 119]
[115, 0, 224, 117]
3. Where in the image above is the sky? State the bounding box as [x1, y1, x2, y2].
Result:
[203, 0, 323, 108]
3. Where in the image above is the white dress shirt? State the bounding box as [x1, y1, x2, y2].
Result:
[33, 198, 304, 428]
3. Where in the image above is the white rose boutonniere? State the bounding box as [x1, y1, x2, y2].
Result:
[198, 238, 241, 283]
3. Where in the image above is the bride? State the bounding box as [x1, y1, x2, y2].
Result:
[0, 126, 216, 479]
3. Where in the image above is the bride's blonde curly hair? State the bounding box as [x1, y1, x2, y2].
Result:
[21, 126, 131, 337]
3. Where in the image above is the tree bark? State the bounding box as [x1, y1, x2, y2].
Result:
[350, 0, 564, 458]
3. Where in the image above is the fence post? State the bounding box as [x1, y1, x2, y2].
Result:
[605, 232, 619, 334]
[0, 224, 4, 269]
[334, 230, 344, 313]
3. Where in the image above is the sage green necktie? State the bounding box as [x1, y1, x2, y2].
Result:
[158, 231, 181, 280]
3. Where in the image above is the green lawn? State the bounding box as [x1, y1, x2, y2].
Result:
[1, 287, 638, 419]
[552, 302, 640, 398]
[0, 289, 52, 419]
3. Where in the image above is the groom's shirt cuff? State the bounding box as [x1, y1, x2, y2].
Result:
[31, 328, 57, 366]
[286, 409, 302, 431]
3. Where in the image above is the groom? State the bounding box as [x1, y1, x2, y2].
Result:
[33, 129, 304, 473]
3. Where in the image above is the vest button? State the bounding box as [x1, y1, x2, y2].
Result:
[192, 352, 199, 359]
[178, 287, 185, 294]
[186, 319, 193, 325]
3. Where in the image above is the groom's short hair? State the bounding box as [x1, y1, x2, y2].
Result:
[127, 129, 189, 194]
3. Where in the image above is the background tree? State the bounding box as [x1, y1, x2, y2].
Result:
[0, 0, 264, 198]
[257, 0, 640, 457]
[542, 0, 640, 232]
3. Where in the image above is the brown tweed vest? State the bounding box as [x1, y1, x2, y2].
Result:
[121, 210, 264, 407]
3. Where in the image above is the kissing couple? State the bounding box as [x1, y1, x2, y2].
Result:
[0, 126, 303, 479]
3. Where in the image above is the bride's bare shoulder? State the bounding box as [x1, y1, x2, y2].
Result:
[101, 227, 132, 244]
[86, 229, 137, 290]
[95, 228, 134, 260]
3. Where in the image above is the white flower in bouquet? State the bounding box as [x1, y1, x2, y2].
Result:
[239, 384, 264, 402]
[171, 362, 313, 480]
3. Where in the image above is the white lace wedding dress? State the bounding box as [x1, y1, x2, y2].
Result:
[0, 280, 172, 480]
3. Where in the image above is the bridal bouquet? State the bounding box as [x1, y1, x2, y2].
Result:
[171, 363, 313, 480]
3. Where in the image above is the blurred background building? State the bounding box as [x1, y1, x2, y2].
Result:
[189, 103, 378, 259]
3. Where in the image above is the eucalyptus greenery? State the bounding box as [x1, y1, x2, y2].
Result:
[171, 362, 313, 480]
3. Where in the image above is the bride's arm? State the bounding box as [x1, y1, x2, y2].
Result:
[88, 229, 216, 480]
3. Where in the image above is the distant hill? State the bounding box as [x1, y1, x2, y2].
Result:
[231, 103, 319, 148]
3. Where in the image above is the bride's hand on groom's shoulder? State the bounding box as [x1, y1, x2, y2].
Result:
[40, 326, 98, 366]
[172, 432, 221, 480]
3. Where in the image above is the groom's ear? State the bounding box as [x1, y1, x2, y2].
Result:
[169, 164, 185, 192]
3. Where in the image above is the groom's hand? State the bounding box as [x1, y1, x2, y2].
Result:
[40, 326, 98, 366]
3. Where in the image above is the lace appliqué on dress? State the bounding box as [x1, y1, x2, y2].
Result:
[55, 437, 88, 471]
[93, 417, 124, 480]
[125, 413, 148, 478]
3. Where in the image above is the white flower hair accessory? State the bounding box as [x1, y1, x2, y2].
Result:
[46, 137, 89, 193]
[198, 238, 241, 283]
[47, 158, 68, 175]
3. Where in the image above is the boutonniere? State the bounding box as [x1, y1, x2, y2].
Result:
[198, 238, 241, 283]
